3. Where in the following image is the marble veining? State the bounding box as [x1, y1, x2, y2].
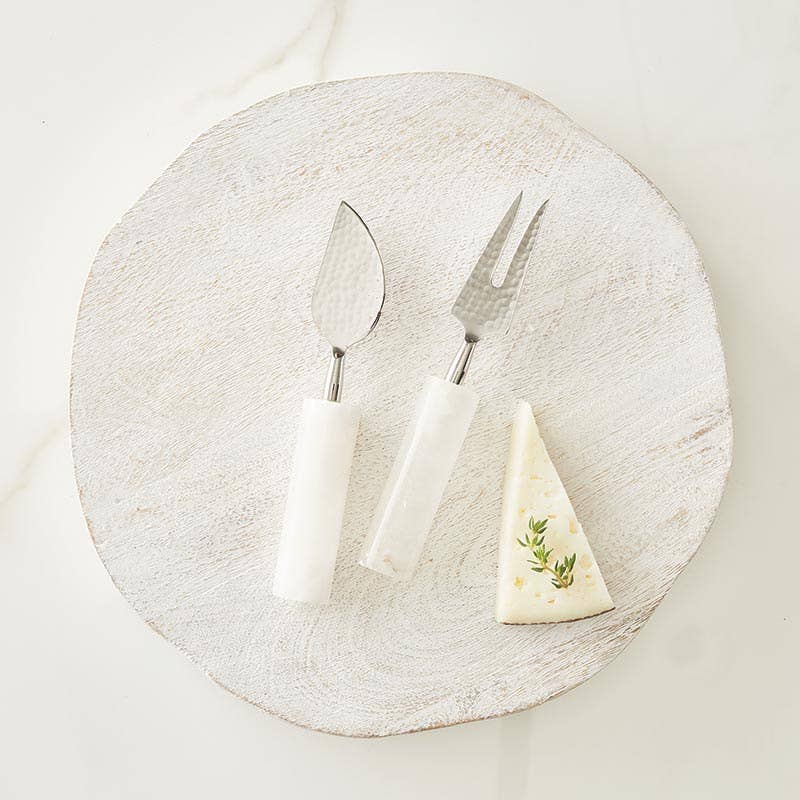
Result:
[190, 0, 346, 106]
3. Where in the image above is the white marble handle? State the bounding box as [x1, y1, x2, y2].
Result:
[360, 376, 479, 580]
[272, 399, 360, 604]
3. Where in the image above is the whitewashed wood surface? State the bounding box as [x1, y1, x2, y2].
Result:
[70, 72, 732, 736]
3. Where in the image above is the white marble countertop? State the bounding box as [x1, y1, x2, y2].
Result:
[1, 1, 797, 797]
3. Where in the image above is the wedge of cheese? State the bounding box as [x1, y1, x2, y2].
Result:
[496, 401, 613, 623]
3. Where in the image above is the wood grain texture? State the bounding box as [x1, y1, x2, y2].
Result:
[70, 72, 732, 736]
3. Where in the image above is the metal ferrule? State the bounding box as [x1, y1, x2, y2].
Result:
[324, 348, 346, 401]
[445, 339, 477, 385]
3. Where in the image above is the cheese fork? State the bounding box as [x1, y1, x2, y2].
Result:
[359, 193, 549, 580]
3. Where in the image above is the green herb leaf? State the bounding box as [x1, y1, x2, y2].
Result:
[516, 517, 578, 590]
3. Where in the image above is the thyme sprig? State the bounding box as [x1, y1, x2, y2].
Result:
[517, 517, 576, 589]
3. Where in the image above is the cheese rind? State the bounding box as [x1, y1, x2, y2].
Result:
[496, 401, 614, 624]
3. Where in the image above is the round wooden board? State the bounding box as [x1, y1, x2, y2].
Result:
[71, 73, 732, 736]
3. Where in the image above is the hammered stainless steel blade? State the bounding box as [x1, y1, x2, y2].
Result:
[312, 201, 385, 401]
[446, 195, 548, 384]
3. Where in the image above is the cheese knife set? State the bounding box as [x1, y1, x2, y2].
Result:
[272, 194, 614, 624]
[71, 72, 731, 733]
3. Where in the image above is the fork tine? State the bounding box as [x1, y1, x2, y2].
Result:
[492, 199, 549, 335]
[468, 191, 523, 285]
[500, 199, 548, 293]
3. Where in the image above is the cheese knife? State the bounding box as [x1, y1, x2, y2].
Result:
[273, 202, 385, 604]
